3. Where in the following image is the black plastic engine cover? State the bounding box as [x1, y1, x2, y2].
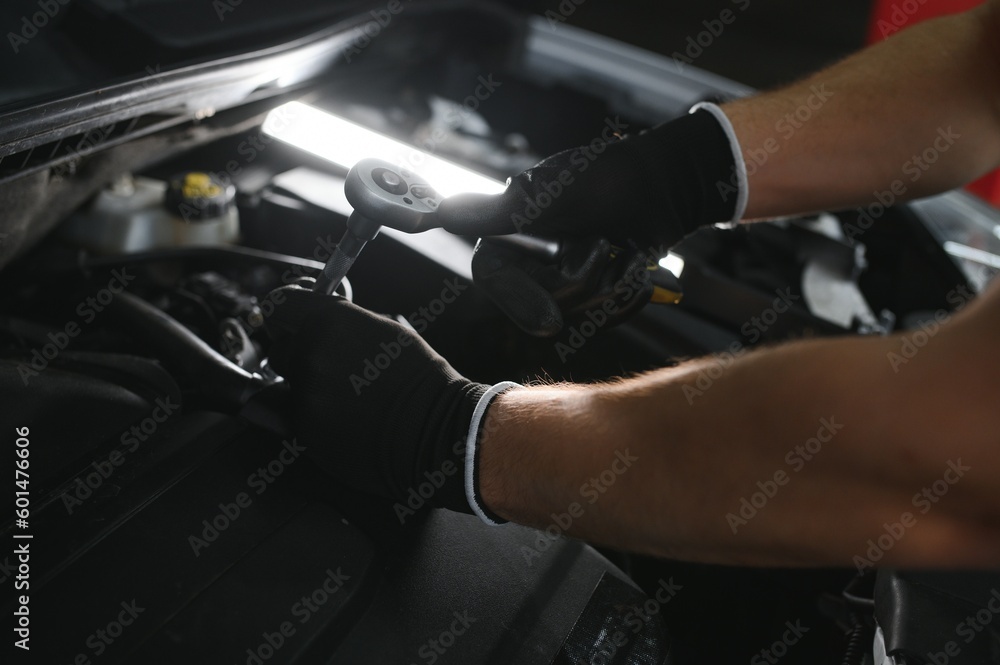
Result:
[3, 392, 671, 663]
[876, 569, 1000, 665]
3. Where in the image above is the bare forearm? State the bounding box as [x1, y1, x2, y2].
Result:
[478, 289, 1000, 566]
[473, 5, 1000, 566]
[726, 0, 1000, 218]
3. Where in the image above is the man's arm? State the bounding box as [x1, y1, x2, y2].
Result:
[728, 0, 1000, 219]
[479, 279, 1000, 567]
[269, 2, 1000, 568]
[439, 1, 1000, 338]
[472, 4, 1000, 566]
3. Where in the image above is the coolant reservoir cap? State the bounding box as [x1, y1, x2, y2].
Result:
[165, 172, 235, 221]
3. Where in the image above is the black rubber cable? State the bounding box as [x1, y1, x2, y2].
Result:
[39, 245, 325, 275]
[105, 290, 267, 411]
[840, 618, 871, 665]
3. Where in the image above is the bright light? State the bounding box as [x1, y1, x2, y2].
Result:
[944, 241, 1000, 269]
[659, 252, 685, 278]
[262, 101, 506, 198]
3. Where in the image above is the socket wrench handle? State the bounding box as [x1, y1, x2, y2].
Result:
[313, 158, 440, 295]
[344, 158, 441, 233]
[313, 211, 380, 295]
[314, 158, 570, 295]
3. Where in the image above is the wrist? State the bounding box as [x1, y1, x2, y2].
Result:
[476, 389, 517, 523]
[476, 384, 597, 526]
[463, 381, 520, 525]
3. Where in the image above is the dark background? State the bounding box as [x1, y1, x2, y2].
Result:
[547, 0, 874, 89]
[0, 0, 875, 108]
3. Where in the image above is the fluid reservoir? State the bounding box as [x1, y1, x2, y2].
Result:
[61, 172, 240, 253]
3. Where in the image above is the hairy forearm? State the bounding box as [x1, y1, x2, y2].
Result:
[471, 4, 1000, 567]
[725, 0, 1000, 219]
[478, 284, 1000, 566]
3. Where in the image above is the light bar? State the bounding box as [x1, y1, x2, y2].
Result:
[262, 101, 506, 198]
[265, 101, 690, 281]
[944, 241, 1000, 270]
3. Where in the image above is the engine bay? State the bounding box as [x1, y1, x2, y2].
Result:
[2, 3, 1000, 664]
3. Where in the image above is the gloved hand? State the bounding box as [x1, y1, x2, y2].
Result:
[470, 236, 654, 337]
[440, 106, 741, 246]
[439, 105, 742, 336]
[266, 281, 510, 524]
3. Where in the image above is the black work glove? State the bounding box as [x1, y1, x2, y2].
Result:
[471, 236, 655, 337]
[439, 107, 739, 336]
[440, 108, 739, 245]
[266, 281, 508, 524]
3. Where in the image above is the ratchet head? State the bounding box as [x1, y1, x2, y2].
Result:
[344, 158, 442, 234]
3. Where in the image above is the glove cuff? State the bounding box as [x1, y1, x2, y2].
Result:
[689, 102, 748, 224]
[464, 381, 522, 526]
[623, 104, 744, 246]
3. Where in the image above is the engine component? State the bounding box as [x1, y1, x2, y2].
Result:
[875, 569, 1000, 665]
[59, 172, 239, 254]
[313, 158, 441, 295]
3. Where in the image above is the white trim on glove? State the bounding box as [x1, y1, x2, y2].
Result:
[465, 381, 522, 526]
[690, 101, 748, 224]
